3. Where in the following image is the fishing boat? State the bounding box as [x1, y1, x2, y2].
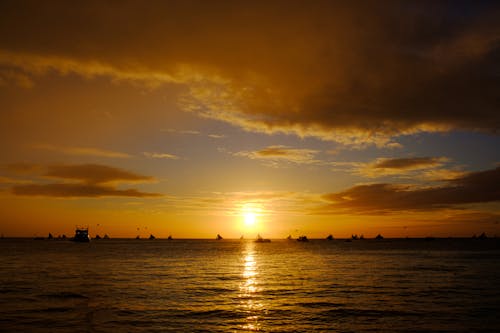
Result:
[72, 227, 90, 242]
[297, 235, 309, 242]
[255, 234, 271, 243]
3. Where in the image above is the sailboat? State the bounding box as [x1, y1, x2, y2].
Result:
[255, 234, 271, 243]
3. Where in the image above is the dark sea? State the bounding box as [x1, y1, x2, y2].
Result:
[0, 238, 499, 332]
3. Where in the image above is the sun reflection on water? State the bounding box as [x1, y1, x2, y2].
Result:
[239, 241, 263, 331]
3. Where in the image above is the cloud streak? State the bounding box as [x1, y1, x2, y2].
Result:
[12, 183, 161, 198]
[34, 144, 131, 158]
[322, 167, 500, 214]
[358, 157, 449, 178]
[234, 145, 320, 165]
[9, 163, 160, 198]
[143, 152, 179, 160]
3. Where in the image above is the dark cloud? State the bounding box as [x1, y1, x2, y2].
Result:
[322, 167, 500, 213]
[0, 1, 498, 145]
[12, 183, 160, 198]
[8, 163, 161, 198]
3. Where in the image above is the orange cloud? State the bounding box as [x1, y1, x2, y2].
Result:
[33, 144, 131, 158]
[44, 164, 153, 184]
[322, 167, 500, 214]
[0, 1, 498, 146]
[143, 152, 179, 160]
[234, 145, 320, 166]
[8, 163, 160, 198]
[358, 157, 449, 178]
[12, 183, 160, 198]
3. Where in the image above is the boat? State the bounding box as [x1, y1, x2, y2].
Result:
[94, 234, 102, 240]
[135, 235, 140, 240]
[47, 233, 54, 240]
[216, 234, 223, 240]
[72, 227, 90, 242]
[375, 234, 384, 240]
[149, 234, 156, 240]
[297, 235, 308, 242]
[103, 234, 110, 239]
[286, 235, 293, 240]
[255, 234, 271, 243]
[351, 234, 359, 240]
[167, 235, 173, 240]
[326, 234, 334, 240]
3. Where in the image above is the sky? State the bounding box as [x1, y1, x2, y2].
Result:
[1, 0, 499, 238]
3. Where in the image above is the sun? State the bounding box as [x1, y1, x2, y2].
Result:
[244, 212, 256, 227]
[240, 203, 261, 233]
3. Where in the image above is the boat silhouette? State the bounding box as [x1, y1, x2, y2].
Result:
[216, 234, 223, 240]
[72, 227, 90, 242]
[255, 234, 271, 243]
[297, 235, 308, 242]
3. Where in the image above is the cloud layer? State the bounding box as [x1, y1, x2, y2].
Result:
[8, 163, 160, 198]
[323, 167, 500, 213]
[1, 1, 499, 146]
[235, 145, 319, 165]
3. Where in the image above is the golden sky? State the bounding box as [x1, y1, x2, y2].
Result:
[1, 1, 499, 238]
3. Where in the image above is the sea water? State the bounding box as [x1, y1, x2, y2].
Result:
[0, 238, 499, 332]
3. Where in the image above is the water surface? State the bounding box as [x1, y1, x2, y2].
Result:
[0, 238, 499, 332]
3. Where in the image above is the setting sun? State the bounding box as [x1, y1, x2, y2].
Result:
[244, 212, 256, 227]
[241, 203, 262, 232]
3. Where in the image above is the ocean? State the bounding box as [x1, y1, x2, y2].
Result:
[0, 238, 499, 332]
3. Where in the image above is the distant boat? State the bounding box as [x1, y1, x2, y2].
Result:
[478, 232, 488, 240]
[72, 227, 90, 243]
[375, 234, 384, 240]
[326, 234, 334, 240]
[286, 235, 293, 240]
[351, 234, 359, 240]
[297, 235, 308, 242]
[216, 234, 223, 240]
[255, 234, 271, 243]
[149, 234, 156, 240]
[47, 233, 54, 240]
[167, 235, 173, 240]
[135, 235, 140, 240]
[103, 234, 110, 239]
[94, 234, 101, 240]
[359, 234, 365, 240]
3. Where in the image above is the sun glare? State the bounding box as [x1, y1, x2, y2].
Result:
[244, 212, 256, 227]
[241, 203, 261, 232]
